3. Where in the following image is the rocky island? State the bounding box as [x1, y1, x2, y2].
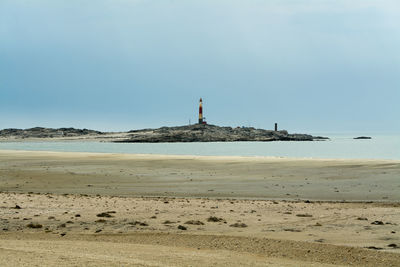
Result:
[0, 127, 103, 139]
[354, 136, 372, 140]
[0, 125, 327, 142]
[119, 124, 326, 142]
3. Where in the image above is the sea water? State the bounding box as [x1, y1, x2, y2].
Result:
[0, 134, 399, 160]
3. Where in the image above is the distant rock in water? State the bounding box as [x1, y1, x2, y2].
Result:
[354, 136, 372, 140]
[116, 124, 327, 143]
[0, 127, 103, 139]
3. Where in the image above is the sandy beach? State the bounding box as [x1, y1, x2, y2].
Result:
[1, 150, 399, 266]
[1, 150, 399, 201]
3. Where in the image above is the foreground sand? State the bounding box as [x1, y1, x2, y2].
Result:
[0, 150, 399, 266]
[1, 193, 399, 266]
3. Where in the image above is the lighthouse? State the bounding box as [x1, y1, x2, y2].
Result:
[198, 98, 204, 124]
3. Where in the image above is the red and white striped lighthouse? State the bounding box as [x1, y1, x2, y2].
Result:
[198, 98, 203, 124]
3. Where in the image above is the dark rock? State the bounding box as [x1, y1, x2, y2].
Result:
[284, 228, 302, 232]
[371, 221, 384, 225]
[96, 212, 113, 218]
[207, 216, 224, 222]
[230, 223, 248, 228]
[365, 246, 383, 250]
[177, 225, 187, 230]
[185, 220, 205, 225]
[26, 223, 42, 229]
[313, 136, 330, 140]
[128, 221, 148, 226]
[14, 205, 21, 209]
[296, 214, 313, 217]
[354, 136, 372, 140]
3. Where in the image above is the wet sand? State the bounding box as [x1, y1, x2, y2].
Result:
[0, 150, 399, 201]
[0, 150, 399, 266]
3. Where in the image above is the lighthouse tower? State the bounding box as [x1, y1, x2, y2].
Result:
[198, 98, 204, 124]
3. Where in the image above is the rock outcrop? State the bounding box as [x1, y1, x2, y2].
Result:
[0, 127, 103, 139]
[117, 124, 327, 143]
[0, 125, 328, 142]
[354, 136, 372, 140]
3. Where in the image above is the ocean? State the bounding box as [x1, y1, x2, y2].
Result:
[0, 134, 399, 160]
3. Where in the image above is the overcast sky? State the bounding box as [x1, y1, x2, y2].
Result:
[1, 0, 399, 133]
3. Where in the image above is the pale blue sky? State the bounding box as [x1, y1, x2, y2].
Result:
[1, 0, 399, 133]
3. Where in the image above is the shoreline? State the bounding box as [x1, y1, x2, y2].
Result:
[1, 148, 400, 162]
